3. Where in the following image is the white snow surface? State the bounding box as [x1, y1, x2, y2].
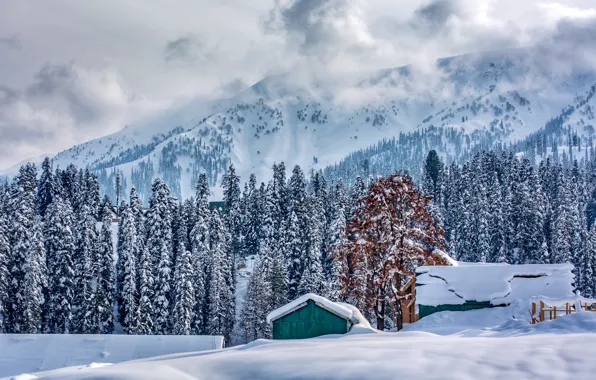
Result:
[416, 263, 574, 307]
[0, 334, 223, 379]
[266, 293, 355, 323]
[26, 311, 596, 380]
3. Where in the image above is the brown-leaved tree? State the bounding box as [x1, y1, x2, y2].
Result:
[337, 174, 447, 330]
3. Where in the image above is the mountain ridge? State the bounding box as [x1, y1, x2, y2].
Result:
[3, 46, 596, 201]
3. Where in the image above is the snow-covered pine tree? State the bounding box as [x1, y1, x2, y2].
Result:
[85, 169, 102, 218]
[135, 244, 155, 335]
[182, 198, 195, 251]
[147, 179, 174, 335]
[514, 160, 546, 264]
[60, 164, 79, 208]
[94, 203, 115, 334]
[43, 194, 75, 333]
[286, 165, 309, 300]
[0, 192, 11, 332]
[258, 182, 286, 310]
[172, 224, 195, 335]
[206, 209, 233, 342]
[326, 180, 349, 301]
[272, 162, 289, 238]
[7, 164, 45, 333]
[190, 174, 210, 334]
[116, 201, 138, 334]
[243, 174, 261, 259]
[129, 186, 145, 258]
[71, 204, 99, 334]
[552, 176, 574, 264]
[582, 223, 596, 297]
[222, 164, 243, 263]
[284, 209, 304, 301]
[239, 258, 271, 342]
[486, 170, 506, 263]
[171, 202, 184, 271]
[297, 195, 325, 296]
[115, 172, 122, 214]
[37, 157, 54, 218]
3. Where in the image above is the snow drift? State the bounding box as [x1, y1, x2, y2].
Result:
[28, 312, 596, 380]
[0, 334, 223, 378]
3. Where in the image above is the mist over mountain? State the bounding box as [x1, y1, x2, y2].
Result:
[3, 42, 596, 201]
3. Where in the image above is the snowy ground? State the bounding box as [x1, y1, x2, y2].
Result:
[11, 309, 596, 380]
[0, 335, 223, 379]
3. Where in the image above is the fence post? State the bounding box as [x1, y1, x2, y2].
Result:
[553, 306, 557, 320]
[539, 301, 545, 322]
[531, 302, 536, 324]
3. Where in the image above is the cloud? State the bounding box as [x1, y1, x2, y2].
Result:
[0, 62, 158, 169]
[1, 0, 596, 168]
[264, 0, 384, 64]
[0, 33, 21, 50]
[164, 34, 215, 64]
[410, 0, 462, 35]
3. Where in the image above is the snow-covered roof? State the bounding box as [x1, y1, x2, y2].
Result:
[416, 263, 574, 307]
[267, 294, 355, 323]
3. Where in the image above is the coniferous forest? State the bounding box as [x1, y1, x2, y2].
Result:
[1, 146, 596, 342]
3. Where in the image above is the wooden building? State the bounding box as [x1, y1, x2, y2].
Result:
[415, 263, 575, 320]
[266, 294, 357, 340]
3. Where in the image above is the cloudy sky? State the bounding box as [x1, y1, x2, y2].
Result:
[0, 0, 595, 169]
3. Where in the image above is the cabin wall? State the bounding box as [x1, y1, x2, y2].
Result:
[418, 301, 504, 319]
[272, 300, 349, 339]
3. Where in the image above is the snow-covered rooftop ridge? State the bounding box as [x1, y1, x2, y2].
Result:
[416, 263, 574, 307]
[434, 249, 458, 266]
[266, 294, 355, 323]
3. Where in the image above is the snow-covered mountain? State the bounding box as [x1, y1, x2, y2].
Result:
[3, 46, 596, 201]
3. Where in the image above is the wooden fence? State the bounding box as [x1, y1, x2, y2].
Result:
[531, 296, 596, 324]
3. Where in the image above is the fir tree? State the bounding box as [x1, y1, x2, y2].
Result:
[147, 179, 174, 335]
[0, 197, 9, 332]
[71, 204, 98, 334]
[95, 204, 115, 334]
[222, 164, 243, 261]
[37, 157, 54, 218]
[135, 244, 155, 334]
[172, 231, 195, 335]
[43, 194, 75, 333]
[190, 174, 210, 334]
[240, 258, 271, 342]
[116, 202, 138, 334]
[7, 164, 45, 333]
[243, 174, 261, 259]
[284, 210, 303, 300]
[206, 209, 233, 341]
[298, 197, 325, 296]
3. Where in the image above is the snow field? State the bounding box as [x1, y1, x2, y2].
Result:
[26, 312, 596, 380]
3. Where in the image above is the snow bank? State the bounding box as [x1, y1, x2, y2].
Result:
[0, 334, 223, 378]
[336, 302, 377, 335]
[494, 310, 596, 335]
[266, 294, 354, 323]
[416, 263, 574, 306]
[33, 316, 596, 380]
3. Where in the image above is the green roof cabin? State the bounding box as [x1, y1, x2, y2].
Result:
[266, 294, 356, 340]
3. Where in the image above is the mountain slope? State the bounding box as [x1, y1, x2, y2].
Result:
[4, 46, 596, 201]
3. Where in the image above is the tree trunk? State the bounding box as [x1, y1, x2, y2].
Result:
[395, 302, 404, 331]
[375, 297, 385, 330]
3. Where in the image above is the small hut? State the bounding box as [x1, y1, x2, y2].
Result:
[266, 294, 357, 339]
[415, 263, 575, 319]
